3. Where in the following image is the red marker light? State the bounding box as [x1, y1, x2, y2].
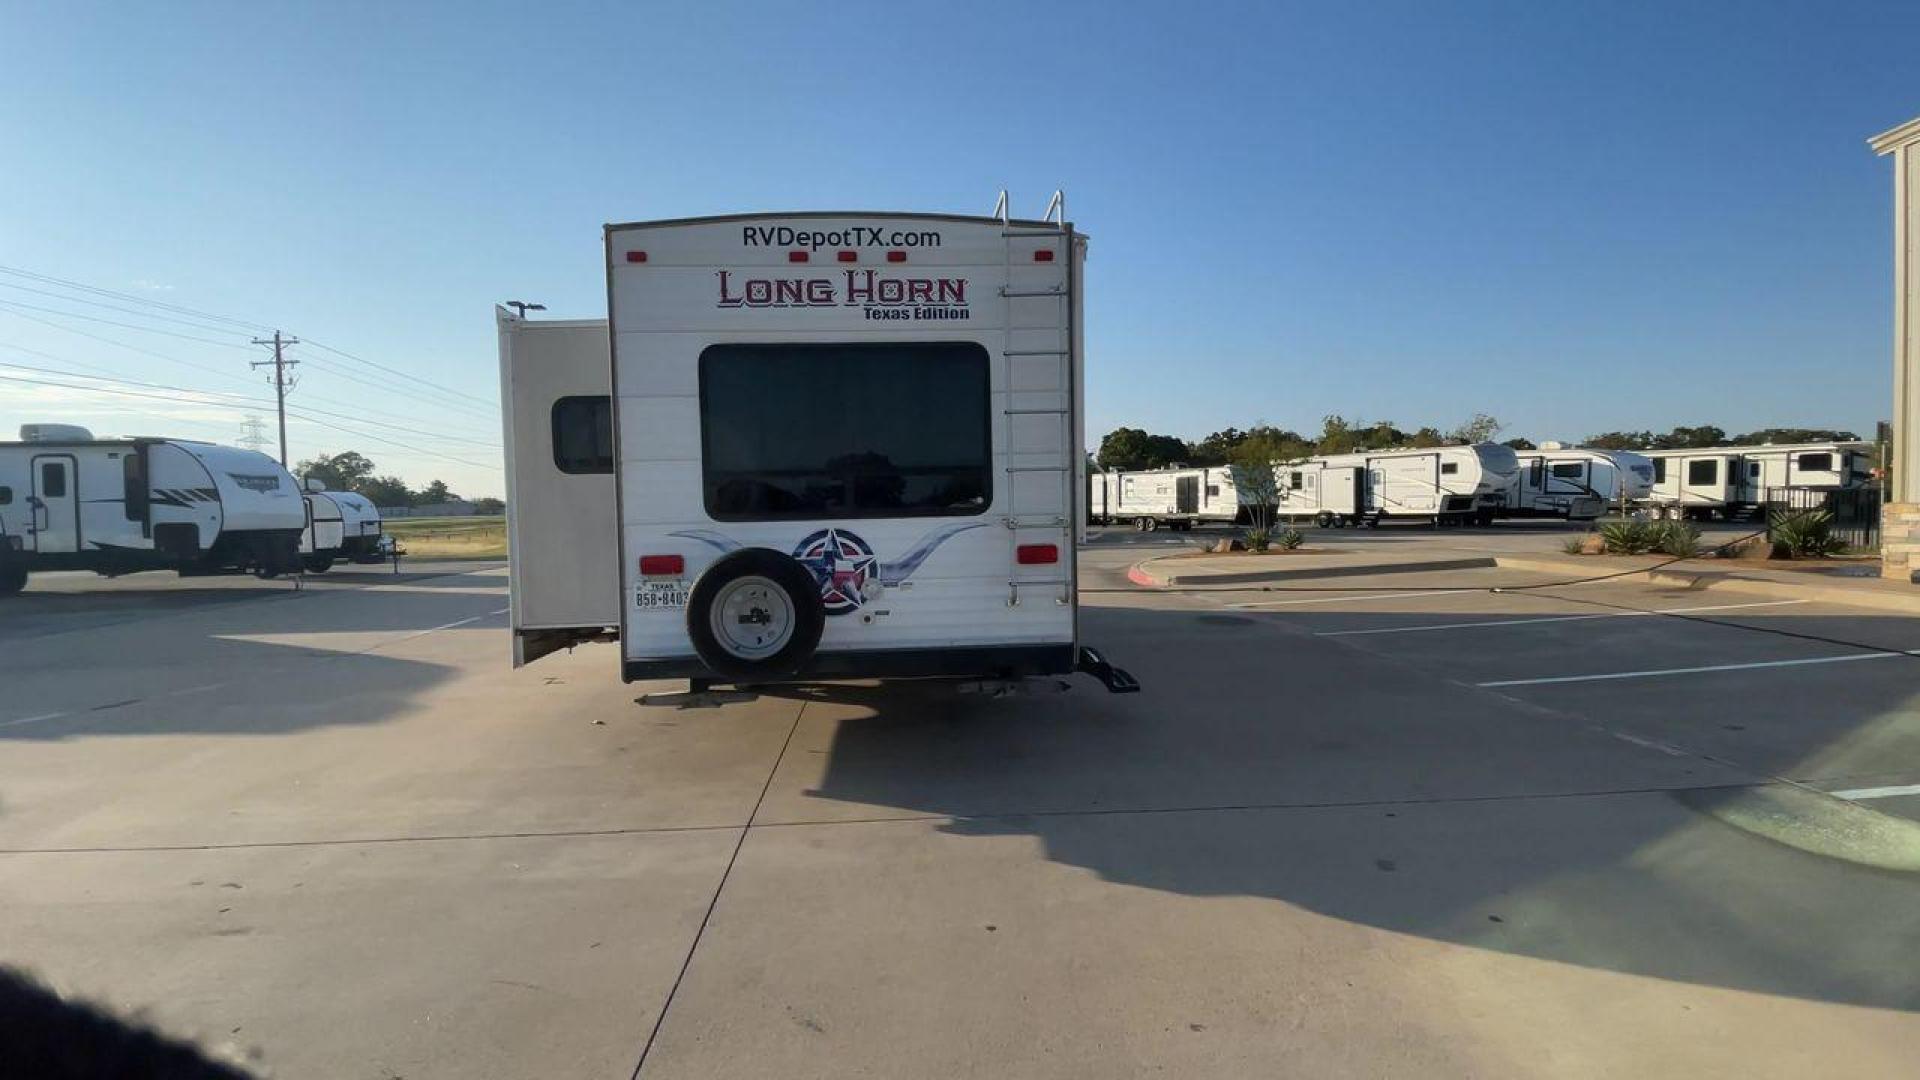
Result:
[886, 250, 907, 263]
[626, 251, 648, 263]
[1033, 249, 1055, 262]
[1015, 544, 1058, 565]
[639, 554, 684, 576]
[837, 250, 857, 263]
[788, 251, 809, 263]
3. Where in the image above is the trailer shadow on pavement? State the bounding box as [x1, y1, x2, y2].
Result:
[760, 599, 1920, 1013]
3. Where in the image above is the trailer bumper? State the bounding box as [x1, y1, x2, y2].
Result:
[623, 643, 1085, 686]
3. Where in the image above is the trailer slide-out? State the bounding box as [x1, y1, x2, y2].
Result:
[500, 208, 1136, 693]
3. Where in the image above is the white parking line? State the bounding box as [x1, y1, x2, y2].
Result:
[1478, 650, 1914, 688]
[1829, 783, 1920, 801]
[1230, 589, 1478, 609]
[1317, 599, 1808, 637]
[0, 711, 67, 730]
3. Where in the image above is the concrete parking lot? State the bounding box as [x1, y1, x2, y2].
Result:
[6, 535, 1920, 1078]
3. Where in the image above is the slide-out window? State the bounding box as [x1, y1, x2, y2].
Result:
[700, 342, 991, 521]
[0, 486, 10, 505]
[1289, 472, 1304, 490]
[1653, 459, 1667, 483]
[1797, 452, 1832, 471]
[1550, 463, 1584, 479]
[1440, 462, 1459, 475]
[1206, 484, 1220, 497]
[551, 396, 613, 475]
[1688, 459, 1719, 485]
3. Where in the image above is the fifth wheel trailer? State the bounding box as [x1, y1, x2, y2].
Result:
[1502, 445, 1655, 521]
[1639, 441, 1876, 520]
[499, 206, 1137, 693]
[0, 424, 303, 594]
[1275, 443, 1519, 526]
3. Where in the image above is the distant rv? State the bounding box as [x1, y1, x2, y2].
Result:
[1275, 443, 1519, 527]
[1090, 466, 1242, 531]
[299, 482, 386, 572]
[0, 424, 304, 595]
[1503, 444, 1655, 521]
[1639, 441, 1876, 520]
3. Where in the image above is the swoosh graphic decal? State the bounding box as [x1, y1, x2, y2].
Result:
[667, 529, 744, 553]
[876, 521, 994, 584]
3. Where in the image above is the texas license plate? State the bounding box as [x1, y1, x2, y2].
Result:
[635, 580, 688, 609]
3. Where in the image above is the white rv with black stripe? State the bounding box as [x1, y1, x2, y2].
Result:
[0, 424, 304, 594]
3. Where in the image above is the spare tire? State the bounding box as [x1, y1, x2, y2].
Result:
[685, 548, 825, 680]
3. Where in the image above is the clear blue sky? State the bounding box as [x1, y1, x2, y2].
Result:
[1, 1, 1914, 495]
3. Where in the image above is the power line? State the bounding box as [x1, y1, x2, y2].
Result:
[0, 370, 495, 470]
[0, 317, 502, 439]
[0, 298, 259, 349]
[301, 337, 498, 408]
[0, 357, 501, 453]
[0, 279, 260, 337]
[0, 264, 274, 332]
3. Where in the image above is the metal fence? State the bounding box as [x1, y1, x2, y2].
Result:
[1761, 486, 1883, 550]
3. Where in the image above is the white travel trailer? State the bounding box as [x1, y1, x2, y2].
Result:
[500, 207, 1136, 693]
[1640, 441, 1876, 520]
[1275, 443, 1519, 527]
[0, 424, 303, 594]
[299, 483, 386, 571]
[1504, 444, 1655, 521]
[1089, 466, 1241, 530]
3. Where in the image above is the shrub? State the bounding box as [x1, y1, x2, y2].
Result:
[1651, 520, 1700, 557]
[1768, 508, 1848, 558]
[1276, 527, 1305, 550]
[1561, 535, 1589, 555]
[1243, 527, 1272, 553]
[1598, 519, 1655, 555]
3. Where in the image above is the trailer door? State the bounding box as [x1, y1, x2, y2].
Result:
[1175, 475, 1199, 515]
[29, 454, 78, 553]
[498, 310, 620, 666]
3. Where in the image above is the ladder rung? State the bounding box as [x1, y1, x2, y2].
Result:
[1001, 287, 1064, 298]
[1004, 407, 1070, 415]
[1003, 228, 1065, 237]
[1004, 348, 1067, 357]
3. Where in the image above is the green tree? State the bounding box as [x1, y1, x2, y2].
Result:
[1185, 427, 1247, 466]
[1227, 430, 1285, 550]
[1586, 431, 1653, 450]
[1730, 428, 1859, 444]
[1649, 425, 1726, 450]
[1502, 436, 1538, 451]
[356, 475, 415, 509]
[1450, 413, 1503, 444]
[1406, 426, 1446, 448]
[296, 450, 376, 491]
[1096, 427, 1188, 470]
[471, 496, 505, 516]
[417, 479, 457, 506]
[1317, 415, 1361, 454]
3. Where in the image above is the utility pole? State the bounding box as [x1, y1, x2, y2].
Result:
[250, 331, 299, 466]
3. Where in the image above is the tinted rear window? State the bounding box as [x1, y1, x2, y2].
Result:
[700, 342, 991, 521]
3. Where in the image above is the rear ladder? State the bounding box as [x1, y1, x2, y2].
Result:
[996, 190, 1073, 608]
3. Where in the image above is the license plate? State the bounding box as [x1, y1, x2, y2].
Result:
[635, 580, 688, 610]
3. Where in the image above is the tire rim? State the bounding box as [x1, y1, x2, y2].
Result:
[709, 575, 796, 660]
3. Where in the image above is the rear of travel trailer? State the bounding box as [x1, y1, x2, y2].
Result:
[1277, 444, 1517, 526]
[499, 208, 1134, 691]
[1640, 442, 1874, 520]
[1090, 466, 1239, 530]
[1504, 445, 1654, 521]
[0, 427, 303, 594]
[299, 484, 386, 570]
